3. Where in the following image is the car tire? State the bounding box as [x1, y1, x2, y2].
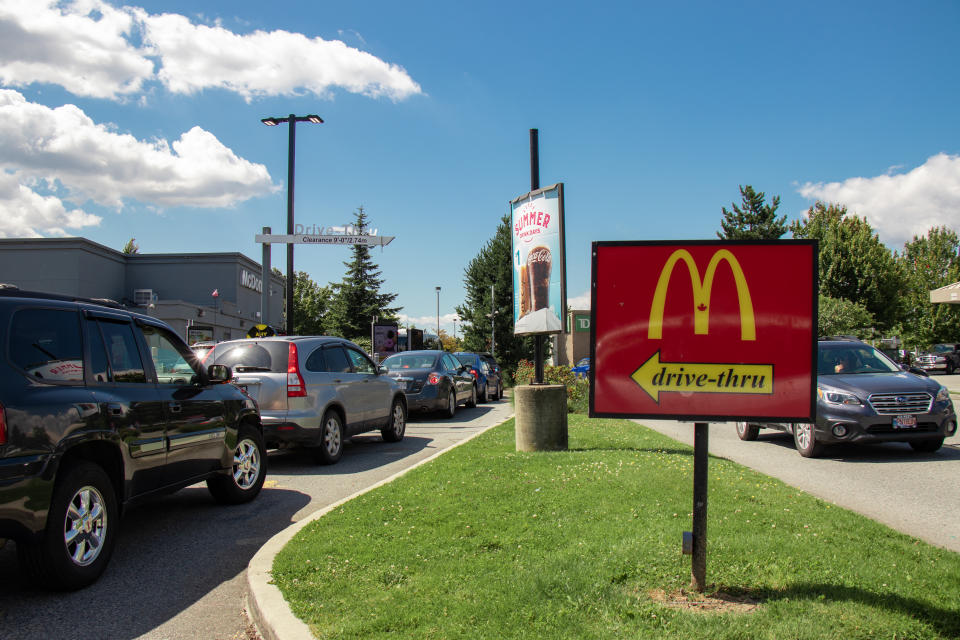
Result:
[735, 421, 760, 441]
[947, 362, 955, 375]
[466, 384, 478, 408]
[18, 461, 118, 591]
[498, 381, 504, 400]
[207, 425, 266, 504]
[793, 422, 823, 458]
[909, 437, 944, 453]
[442, 389, 456, 419]
[381, 398, 407, 442]
[313, 410, 344, 464]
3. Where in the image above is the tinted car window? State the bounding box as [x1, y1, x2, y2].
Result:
[97, 320, 147, 383]
[382, 353, 438, 369]
[455, 354, 474, 367]
[9, 308, 83, 382]
[442, 354, 461, 372]
[322, 345, 352, 373]
[346, 348, 375, 374]
[141, 325, 196, 381]
[214, 342, 287, 372]
[86, 319, 110, 383]
[304, 347, 326, 372]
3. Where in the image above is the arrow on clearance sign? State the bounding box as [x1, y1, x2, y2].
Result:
[630, 351, 774, 404]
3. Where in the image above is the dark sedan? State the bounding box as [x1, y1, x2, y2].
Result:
[381, 350, 477, 417]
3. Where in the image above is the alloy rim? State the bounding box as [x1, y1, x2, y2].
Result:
[393, 404, 405, 436]
[63, 485, 107, 567]
[233, 438, 262, 490]
[324, 417, 342, 454]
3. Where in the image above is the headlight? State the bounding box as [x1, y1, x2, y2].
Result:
[936, 386, 951, 402]
[818, 386, 862, 405]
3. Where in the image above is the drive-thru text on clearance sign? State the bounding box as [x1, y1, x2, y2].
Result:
[589, 241, 817, 421]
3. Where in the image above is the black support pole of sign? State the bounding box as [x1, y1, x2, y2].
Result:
[691, 422, 709, 591]
[530, 128, 544, 385]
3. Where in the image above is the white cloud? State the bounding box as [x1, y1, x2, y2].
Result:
[136, 10, 421, 102]
[0, 1, 422, 103]
[0, 89, 275, 212]
[567, 290, 590, 310]
[0, 0, 154, 99]
[797, 153, 960, 249]
[0, 171, 101, 237]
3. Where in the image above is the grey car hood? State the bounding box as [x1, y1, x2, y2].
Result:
[820, 371, 941, 396]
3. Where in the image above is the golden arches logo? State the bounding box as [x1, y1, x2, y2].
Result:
[648, 249, 756, 341]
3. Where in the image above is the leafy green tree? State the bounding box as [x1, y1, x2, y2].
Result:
[718, 185, 787, 240]
[293, 271, 331, 336]
[898, 226, 960, 347]
[325, 207, 400, 340]
[818, 295, 874, 338]
[791, 202, 905, 330]
[455, 214, 537, 379]
[122, 238, 139, 254]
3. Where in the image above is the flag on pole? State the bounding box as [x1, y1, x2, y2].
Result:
[211, 289, 219, 298]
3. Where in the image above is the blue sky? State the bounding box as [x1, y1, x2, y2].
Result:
[1, 1, 958, 336]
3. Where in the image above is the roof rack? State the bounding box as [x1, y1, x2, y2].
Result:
[0, 285, 124, 309]
[818, 335, 863, 342]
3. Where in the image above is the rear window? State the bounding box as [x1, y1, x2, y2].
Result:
[454, 354, 475, 366]
[8, 308, 83, 382]
[382, 354, 438, 370]
[212, 341, 290, 372]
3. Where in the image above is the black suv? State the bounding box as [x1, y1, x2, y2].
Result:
[736, 338, 957, 457]
[0, 289, 265, 590]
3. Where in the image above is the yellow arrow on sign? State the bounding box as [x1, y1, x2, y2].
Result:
[631, 351, 774, 404]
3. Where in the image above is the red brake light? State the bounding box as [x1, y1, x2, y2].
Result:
[0, 402, 6, 445]
[427, 372, 441, 385]
[287, 343, 306, 397]
[470, 368, 479, 378]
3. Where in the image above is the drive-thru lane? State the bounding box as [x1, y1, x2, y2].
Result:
[0, 399, 514, 640]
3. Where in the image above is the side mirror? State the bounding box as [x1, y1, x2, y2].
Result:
[207, 363, 232, 383]
[378, 366, 388, 375]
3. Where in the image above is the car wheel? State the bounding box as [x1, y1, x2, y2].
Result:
[498, 381, 504, 400]
[735, 421, 760, 441]
[18, 461, 118, 591]
[208, 425, 266, 504]
[467, 384, 478, 408]
[793, 422, 823, 458]
[909, 437, 944, 453]
[477, 382, 487, 404]
[947, 362, 955, 375]
[381, 398, 407, 442]
[314, 410, 344, 464]
[442, 389, 456, 419]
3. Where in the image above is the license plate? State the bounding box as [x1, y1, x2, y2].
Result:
[893, 414, 917, 429]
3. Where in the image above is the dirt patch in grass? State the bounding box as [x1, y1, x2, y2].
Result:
[648, 588, 762, 614]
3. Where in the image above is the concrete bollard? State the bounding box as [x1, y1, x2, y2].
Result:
[515, 384, 568, 451]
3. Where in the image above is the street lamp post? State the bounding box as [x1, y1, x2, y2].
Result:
[452, 317, 458, 342]
[435, 286, 441, 347]
[261, 113, 323, 336]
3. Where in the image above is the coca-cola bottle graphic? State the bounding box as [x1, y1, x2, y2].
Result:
[526, 246, 552, 311]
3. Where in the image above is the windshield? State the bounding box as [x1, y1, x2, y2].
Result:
[817, 344, 901, 375]
[382, 354, 438, 370]
[932, 344, 955, 353]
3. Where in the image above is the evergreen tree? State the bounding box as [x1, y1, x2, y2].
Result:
[455, 214, 537, 378]
[718, 185, 787, 240]
[790, 201, 905, 330]
[325, 207, 400, 340]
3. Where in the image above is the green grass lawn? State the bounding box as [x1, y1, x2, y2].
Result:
[272, 416, 960, 639]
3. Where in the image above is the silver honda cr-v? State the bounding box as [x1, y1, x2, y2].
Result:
[207, 336, 407, 464]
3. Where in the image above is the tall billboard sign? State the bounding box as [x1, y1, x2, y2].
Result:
[590, 240, 817, 421]
[511, 183, 567, 335]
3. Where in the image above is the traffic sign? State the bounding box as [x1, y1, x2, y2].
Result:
[590, 240, 817, 421]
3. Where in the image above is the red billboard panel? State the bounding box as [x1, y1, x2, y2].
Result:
[590, 240, 817, 421]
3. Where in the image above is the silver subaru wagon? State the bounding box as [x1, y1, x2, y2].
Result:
[207, 336, 407, 464]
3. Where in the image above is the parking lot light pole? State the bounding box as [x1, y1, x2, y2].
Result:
[261, 113, 323, 336]
[435, 286, 441, 347]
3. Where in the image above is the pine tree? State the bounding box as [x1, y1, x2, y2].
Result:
[717, 185, 787, 240]
[325, 207, 400, 340]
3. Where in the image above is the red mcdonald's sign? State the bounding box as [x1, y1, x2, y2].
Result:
[590, 240, 818, 421]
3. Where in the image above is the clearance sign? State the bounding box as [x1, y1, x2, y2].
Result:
[590, 240, 817, 421]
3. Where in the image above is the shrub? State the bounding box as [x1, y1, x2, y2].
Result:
[514, 359, 590, 414]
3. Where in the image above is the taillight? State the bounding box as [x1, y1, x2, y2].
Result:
[470, 368, 479, 378]
[427, 373, 441, 385]
[287, 343, 306, 397]
[0, 402, 7, 445]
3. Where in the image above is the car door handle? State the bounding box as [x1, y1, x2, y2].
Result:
[169, 402, 182, 413]
[106, 403, 124, 416]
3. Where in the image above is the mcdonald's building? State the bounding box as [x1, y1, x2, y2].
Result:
[0, 237, 285, 344]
